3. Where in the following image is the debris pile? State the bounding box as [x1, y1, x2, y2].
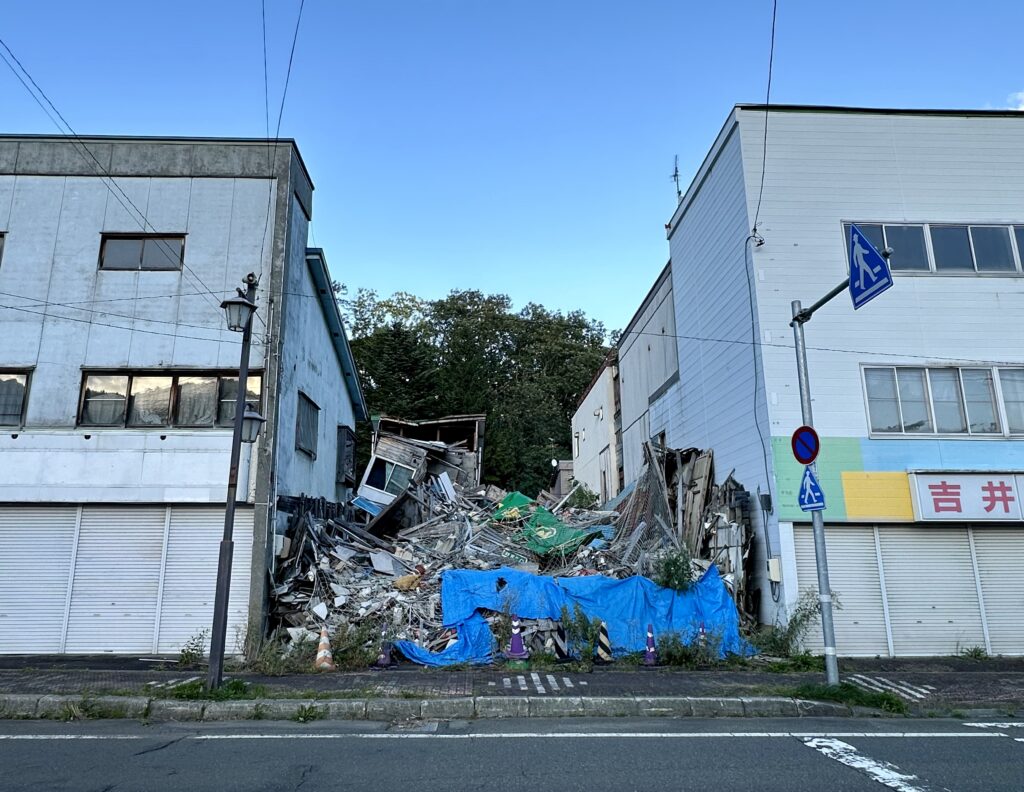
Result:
[268, 437, 757, 660]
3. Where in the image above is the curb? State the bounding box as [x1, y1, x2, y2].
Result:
[0, 694, 871, 721]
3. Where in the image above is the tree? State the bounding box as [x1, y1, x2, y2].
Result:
[339, 288, 608, 496]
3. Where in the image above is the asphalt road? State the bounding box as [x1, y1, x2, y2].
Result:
[2, 717, 1022, 791]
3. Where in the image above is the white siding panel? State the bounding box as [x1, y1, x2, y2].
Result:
[0, 507, 78, 653]
[64, 507, 165, 653]
[971, 527, 1024, 655]
[157, 507, 252, 654]
[878, 526, 986, 656]
[794, 525, 889, 657]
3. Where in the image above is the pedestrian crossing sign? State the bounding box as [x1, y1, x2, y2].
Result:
[849, 223, 894, 310]
[798, 466, 826, 512]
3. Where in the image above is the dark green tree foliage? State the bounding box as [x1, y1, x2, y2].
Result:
[340, 288, 608, 496]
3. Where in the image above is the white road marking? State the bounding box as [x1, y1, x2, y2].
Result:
[579, 680, 587, 686]
[964, 722, 1024, 729]
[546, 675, 559, 691]
[848, 675, 892, 695]
[487, 681, 496, 687]
[849, 674, 928, 701]
[922, 685, 936, 691]
[0, 732, 1004, 742]
[516, 675, 527, 691]
[502, 678, 511, 690]
[562, 677, 574, 689]
[530, 672, 546, 694]
[804, 737, 928, 791]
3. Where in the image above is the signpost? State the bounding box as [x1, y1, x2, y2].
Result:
[785, 224, 894, 687]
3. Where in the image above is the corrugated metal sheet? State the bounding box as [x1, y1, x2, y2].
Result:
[795, 525, 889, 657]
[64, 507, 165, 653]
[0, 507, 78, 653]
[157, 507, 252, 654]
[879, 526, 986, 656]
[972, 527, 1024, 655]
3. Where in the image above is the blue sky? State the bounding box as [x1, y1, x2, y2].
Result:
[3, 1, 1023, 333]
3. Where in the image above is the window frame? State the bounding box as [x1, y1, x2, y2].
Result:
[0, 369, 32, 428]
[76, 370, 262, 429]
[862, 364, 1024, 439]
[336, 424, 357, 485]
[363, 456, 416, 497]
[295, 391, 320, 459]
[98, 233, 186, 272]
[843, 221, 1024, 277]
[0, 233, 5, 270]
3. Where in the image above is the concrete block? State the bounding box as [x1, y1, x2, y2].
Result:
[0, 694, 39, 718]
[741, 697, 800, 717]
[687, 697, 745, 717]
[258, 700, 319, 721]
[795, 699, 852, 717]
[88, 696, 149, 719]
[35, 695, 77, 719]
[147, 700, 205, 722]
[366, 699, 422, 721]
[582, 697, 639, 717]
[420, 698, 474, 720]
[475, 697, 530, 718]
[528, 697, 586, 717]
[636, 697, 692, 717]
[325, 700, 368, 720]
[203, 701, 259, 721]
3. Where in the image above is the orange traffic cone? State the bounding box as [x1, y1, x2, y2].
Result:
[315, 626, 336, 672]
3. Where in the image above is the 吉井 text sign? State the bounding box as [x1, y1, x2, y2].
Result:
[911, 473, 1024, 521]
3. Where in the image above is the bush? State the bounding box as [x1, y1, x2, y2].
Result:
[748, 589, 835, 658]
[178, 629, 208, 668]
[559, 603, 603, 666]
[653, 547, 695, 593]
[657, 629, 723, 668]
[564, 482, 600, 509]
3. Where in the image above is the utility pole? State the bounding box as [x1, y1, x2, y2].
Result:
[208, 273, 264, 691]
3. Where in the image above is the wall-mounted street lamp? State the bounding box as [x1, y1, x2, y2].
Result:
[207, 273, 264, 691]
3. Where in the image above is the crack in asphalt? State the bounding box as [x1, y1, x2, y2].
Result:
[294, 764, 316, 792]
[133, 737, 185, 757]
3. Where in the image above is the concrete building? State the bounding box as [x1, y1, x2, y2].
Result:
[570, 350, 620, 502]
[0, 135, 366, 655]
[583, 106, 1024, 656]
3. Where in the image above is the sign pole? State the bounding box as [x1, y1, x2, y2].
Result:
[791, 299, 840, 686]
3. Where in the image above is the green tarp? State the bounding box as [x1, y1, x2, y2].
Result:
[492, 492, 602, 556]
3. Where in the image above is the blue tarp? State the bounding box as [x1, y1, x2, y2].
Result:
[394, 566, 751, 667]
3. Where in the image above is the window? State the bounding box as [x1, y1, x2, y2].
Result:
[0, 234, 5, 269]
[295, 392, 319, 458]
[100, 235, 184, 271]
[78, 372, 261, 428]
[572, 432, 580, 458]
[846, 222, 1024, 275]
[0, 371, 29, 426]
[864, 366, 1021, 437]
[365, 458, 415, 496]
[337, 425, 357, 485]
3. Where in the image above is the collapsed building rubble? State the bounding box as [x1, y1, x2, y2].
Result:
[268, 435, 757, 663]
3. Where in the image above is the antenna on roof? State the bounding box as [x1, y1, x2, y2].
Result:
[671, 155, 682, 202]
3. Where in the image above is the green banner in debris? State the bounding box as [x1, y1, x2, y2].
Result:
[492, 492, 601, 556]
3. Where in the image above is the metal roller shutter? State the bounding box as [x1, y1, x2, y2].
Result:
[971, 527, 1024, 655]
[878, 526, 986, 656]
[157, 507, 253, 655]
[794, 525, 889, 657]
[63, 507, 166, 653]
[0, 507, 78, 653]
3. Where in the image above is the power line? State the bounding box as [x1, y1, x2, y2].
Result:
[0, 302, 262, 346]
[751, 0, 778, 236]
[0, 36, 230, 318]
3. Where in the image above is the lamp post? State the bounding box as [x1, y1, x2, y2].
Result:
[207, 272, 265, 690]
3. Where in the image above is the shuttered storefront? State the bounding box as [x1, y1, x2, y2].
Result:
[795, 523, 1024, 656]
[0, 505, 253, 655]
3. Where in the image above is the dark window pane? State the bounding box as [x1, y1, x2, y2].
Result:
[141, 238, 183, 270]
[176, 377, 217, 426]
[929, 369, 967, 433]
[1000, 368, 1024, 433]
[385, 463, 413, 495]
[337, 426, 356, 485]
[882, 225, 929, 271]
[217, 376, 262, 427]
[1015, 228, 1024, 269]
[366, 458, 389, 490]
[865, 368, 901, 432]
[970, 226, 1016, 272]
[0, 373, 27, 425]
[296, 393, 319, 457]
[961, 369, 1000, 434]
[101, 238, 143, 270]
[896, 368, 932, 432]
[931, 226, 974, 271]
[81, 375, 129, 425]
[0, 235, 5, 269]
[127, 376, 172, 426]
[847, 223, 885, 253]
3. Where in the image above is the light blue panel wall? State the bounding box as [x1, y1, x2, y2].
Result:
[860, 439, 1024, 471]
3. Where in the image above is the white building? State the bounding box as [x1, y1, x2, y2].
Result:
[588, 106, 1024, 656]
[0, 135, 366, 655]
[570, 350, 619, 502]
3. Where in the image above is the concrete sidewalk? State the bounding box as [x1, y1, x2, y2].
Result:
[0, 657, 1021, 719]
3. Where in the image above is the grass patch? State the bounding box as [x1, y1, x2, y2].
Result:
[763, 653, 825, 673]
[787, 682, 907, 714]
[160, 679, 268, 701]
[292, 703, 326, 723]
